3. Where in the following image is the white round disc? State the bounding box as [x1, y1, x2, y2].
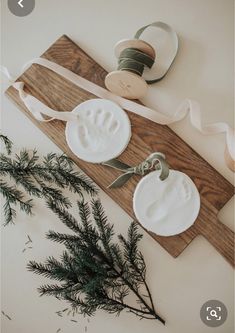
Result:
[105, 71, 148, 99]
[65, 99, 131, 163]
[133, 170, 200, 236]
[114, 38, 156, 59]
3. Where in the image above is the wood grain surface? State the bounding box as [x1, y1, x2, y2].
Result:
[5, 35, 235, 266]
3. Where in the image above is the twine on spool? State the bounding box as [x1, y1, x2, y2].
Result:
[105, 22, 179, 99]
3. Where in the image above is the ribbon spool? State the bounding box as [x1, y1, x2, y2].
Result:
[105, 22, 179, 99]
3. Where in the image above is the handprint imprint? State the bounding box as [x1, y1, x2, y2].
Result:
[146, 177, 192, 221]
[66, 98, 131, 163]
[78, 108, 120, 152]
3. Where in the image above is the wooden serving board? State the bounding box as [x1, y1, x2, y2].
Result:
[6, 35, 235, 267]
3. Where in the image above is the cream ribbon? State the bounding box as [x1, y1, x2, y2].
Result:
[1, 58, 234, 171]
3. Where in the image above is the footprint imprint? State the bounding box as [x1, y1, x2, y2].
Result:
[146, 178, 192, 220]
[147, 199, 169, 220]
[86, 110, 92, 117]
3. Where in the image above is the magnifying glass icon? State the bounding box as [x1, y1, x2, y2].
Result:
[210, 310, 218, 318]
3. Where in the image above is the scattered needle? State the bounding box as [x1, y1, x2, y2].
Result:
[56, 329, 61, 333]
[25, 235, 33, 245]
[22, 247, 33, 253]
[1, 311, 12, 321]
[56, 311, 62, 317]
[71, 319, 77, 323]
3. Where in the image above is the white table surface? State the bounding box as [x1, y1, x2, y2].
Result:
[1, 0, 234, 332]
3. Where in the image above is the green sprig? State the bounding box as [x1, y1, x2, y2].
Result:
[0, 136, 98, 225]
[28, 199, 165, 324]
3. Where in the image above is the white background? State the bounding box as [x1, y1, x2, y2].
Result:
[1, 0, 234, 332]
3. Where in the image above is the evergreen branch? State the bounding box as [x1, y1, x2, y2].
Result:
[0, 181, 33, 225]
[46, 231, 80, 244]
[91, 200, 114, 263]
[28, 258, 78, 283]
[0, 137, 98, 225]
[0, 135, 13, 155]
[28, 200, 165, 324]
[77, 200, 91, 233]
[128, 309, 158, 320]
[38, 283, 71, 297]
[47, 200, 82, 234]
[32, 173, 71, 209]
[3, 200, 16, 226]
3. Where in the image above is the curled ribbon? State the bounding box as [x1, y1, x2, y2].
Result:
[1, 57, 235, 172]
[133, 21, 179, 83]
[116, 21, 178, 83]
[102, 152, 169, 188]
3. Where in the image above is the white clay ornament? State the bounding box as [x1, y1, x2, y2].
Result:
[133, 169, 200, 236]
[65, 99, 131, 163]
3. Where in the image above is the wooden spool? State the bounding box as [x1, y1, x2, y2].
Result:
[105, 70, 148, 99]
[105, 38, 156, 99]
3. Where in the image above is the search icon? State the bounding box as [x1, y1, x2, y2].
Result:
[200, 300, 227, 327]
[210, 309, 218, 318]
